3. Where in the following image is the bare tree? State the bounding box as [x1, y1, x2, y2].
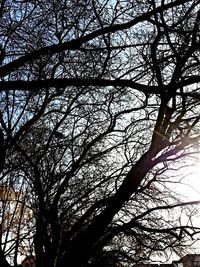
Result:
[1, 1, 200, 267]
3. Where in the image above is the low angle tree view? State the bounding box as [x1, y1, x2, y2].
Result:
[2, 0, 200, 266]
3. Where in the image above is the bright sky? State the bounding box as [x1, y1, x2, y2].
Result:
[174, 161, 200, 254]
[180, 165, 200, 201]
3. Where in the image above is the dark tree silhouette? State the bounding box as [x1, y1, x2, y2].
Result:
[1, 1, 200, 267]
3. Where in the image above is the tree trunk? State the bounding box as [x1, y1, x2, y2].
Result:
[57, 149, 156, 267]
[0, 248, 11, 267]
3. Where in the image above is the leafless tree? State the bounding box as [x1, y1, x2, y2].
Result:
[1, 1, 200, 267]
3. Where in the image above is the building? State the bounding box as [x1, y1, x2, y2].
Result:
[136, 255, 200, 267]
[19, 254, 200, 267]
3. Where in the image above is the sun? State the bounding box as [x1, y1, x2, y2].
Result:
[180, 163, 200, 201]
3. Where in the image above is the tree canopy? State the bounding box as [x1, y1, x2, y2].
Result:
[1, 0, 200, 266]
